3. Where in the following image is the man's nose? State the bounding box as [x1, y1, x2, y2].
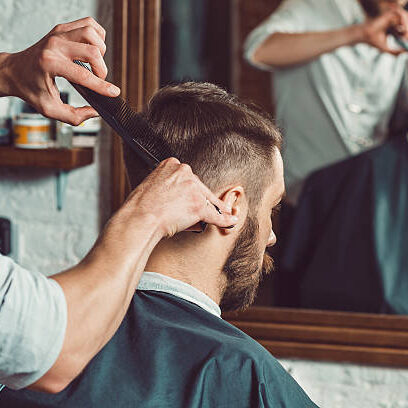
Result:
[267, 229, 277, 247]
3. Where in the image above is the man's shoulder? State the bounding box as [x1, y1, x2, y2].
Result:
[193, 320, 318, 407]
[213, 318, 276, 358]
[130, 291, 317, 404]
[210, 322, 288, 378]
[133, 290, 275, 359]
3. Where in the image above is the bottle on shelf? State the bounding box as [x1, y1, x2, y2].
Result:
[55, 92, 73, 149]
[0, 117, 11, 146]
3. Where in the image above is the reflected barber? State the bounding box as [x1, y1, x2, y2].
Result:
[245, 0, 408, 204]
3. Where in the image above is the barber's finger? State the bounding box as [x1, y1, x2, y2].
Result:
[185, 213, 238, 232]
[42, 102, 98, 125]
[63, 41, 107, 79]
[193, 175, 232, 215]
[60, 26, 107, 57]
[58, 60, 120, 97]
[385, 9, 401, 26]
[157, 157, 181, 169]
[378, 44, 405, 55]
[373, 10, 401, 32]
[199, 201, 238, 228]
[149, 158, 182, 179]
[52, 17, 106, 41]
[396, 9, 408, 38]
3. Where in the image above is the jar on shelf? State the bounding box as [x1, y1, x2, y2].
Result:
[13, 113, 51, 149]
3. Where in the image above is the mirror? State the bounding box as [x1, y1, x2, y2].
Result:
[160, 0, 408, 315]
[112, 0, 408, 366]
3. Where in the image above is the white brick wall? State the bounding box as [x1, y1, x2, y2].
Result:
[1, 1, 408, 407]
[280, 359, 408, 407]
[0, 0, 113, 274]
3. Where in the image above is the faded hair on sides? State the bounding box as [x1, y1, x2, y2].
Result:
[123, 81, 282, 211]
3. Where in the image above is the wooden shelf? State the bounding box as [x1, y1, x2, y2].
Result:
[0, 146, 94, 170]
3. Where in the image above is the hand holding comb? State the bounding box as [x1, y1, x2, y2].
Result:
[68, 60, 226, 232]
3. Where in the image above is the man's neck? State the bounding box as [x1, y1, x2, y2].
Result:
[144, 234, 228, 305]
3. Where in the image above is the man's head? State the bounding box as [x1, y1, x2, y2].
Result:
[124, 82, 284, 312]
[360, 0, 408, 17]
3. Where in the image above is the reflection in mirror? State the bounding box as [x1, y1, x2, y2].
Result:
[243, 0, 408, 314]
[160, 0, 231, 89]
[159, 0, 408, 315]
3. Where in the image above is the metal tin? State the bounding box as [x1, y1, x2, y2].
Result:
[13, 113, 51, 149]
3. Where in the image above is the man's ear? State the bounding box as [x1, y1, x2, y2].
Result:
[219, 186, 248, 234]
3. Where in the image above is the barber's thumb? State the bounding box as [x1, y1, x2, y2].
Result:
[67, 106, 99, 126]
[213, 213, 239, 228]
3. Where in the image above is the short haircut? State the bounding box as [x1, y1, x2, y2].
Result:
[359, 0, 381, 16]
[123, 82, 282, 210]
[359, 0, 405, 17]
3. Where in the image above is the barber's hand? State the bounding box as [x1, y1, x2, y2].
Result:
[121, 158, 238, 238]
[0, 17, 120, 125]
[362, 8, 408, 55]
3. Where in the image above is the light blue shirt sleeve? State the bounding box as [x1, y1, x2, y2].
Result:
[0, 255, 67, 390]
[243, 0, 314, 71]
[243, 0, 362, 71]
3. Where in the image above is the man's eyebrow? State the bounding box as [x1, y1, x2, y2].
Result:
[271, 190, 285, 215]
[275, 190, 286, 205]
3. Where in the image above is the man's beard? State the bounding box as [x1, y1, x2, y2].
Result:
[219, 214, 275, 312]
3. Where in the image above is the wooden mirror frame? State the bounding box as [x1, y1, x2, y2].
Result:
[111, 0, 161, 211]
[111, 0, 408, 367]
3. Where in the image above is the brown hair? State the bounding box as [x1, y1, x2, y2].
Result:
[359, 0, 405, 17]
[123, 81, 282, 210]
[359, 0, 382, 16]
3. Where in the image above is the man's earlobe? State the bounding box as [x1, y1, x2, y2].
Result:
[219, 186, 247, 234]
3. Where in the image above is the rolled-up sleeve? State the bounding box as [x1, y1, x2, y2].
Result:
[243, 0, 314, 71]
[0, 255, 67, 390]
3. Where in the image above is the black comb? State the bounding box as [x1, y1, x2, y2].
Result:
[70, 60, 172, 168]
[69, 60, 210, 231]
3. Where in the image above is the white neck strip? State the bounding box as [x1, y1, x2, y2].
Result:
[137, 272, 221, 318]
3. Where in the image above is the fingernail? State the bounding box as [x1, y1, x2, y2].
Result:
[109, 85, 120, 96]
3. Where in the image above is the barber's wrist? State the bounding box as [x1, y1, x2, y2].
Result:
[0, 52, 14, 97]
[88, 209, 164, 271]
[113, 203, 165, 243]
[345, 23, 368, 46]
[125, 211, 164, 247]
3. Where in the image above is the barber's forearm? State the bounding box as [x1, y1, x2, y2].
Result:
[253, 24, 366, 68]
[31, 210, 163, 393]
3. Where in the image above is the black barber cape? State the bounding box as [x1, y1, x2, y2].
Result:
[277, 135, 408, 313]
[0, 290, 317, 407]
